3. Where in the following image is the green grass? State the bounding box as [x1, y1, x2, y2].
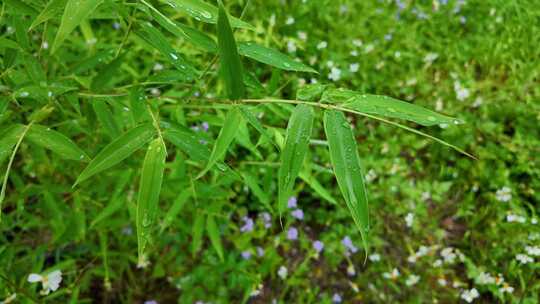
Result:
[1, 0, 539, 303]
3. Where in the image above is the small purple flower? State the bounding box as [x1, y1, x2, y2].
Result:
[341, 236, 358, 254]
[144, 301, 158, 304]
[287, 197, 297, 209]
[201, 122, 209, 132]
[240, 216, 254, 233]
[287, 227, 298, 240]
[241, 251, 251, 260]
[256, 246, 265, 257]
[291, 209, 304, 220]
[332, 293, 342, 303]
[260, 212, 272, 228]
[313, 240, 324, 253]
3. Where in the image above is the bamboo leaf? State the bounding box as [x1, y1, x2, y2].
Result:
[242, 172, 272, 211]
[323, 110, 369, 252]
[299, 171, 337, 205]
[160, 190, 190, 233]
[165, 0, 254, 30]
[52, 0, 103, 53]
[135, 22, 198, 80]
[278, 105, 314, 215]
[30, 0, 68, 30]
[197, 107, 243, 179]
[206, 215, 224, 261]
[136, 138, 167, 264]
[191, 212, 205, 257]
[238, 42, 317, 73]
[217, 2, 244, 100]
[0, 124, 26, 165]
[239, 106, 279, 151]
[26, 124, 90, 161]
[323, 88, 461, 126]
[74, 123, 156, 186]
[92, 99, 121, 139]
[141, 0, 217, 53]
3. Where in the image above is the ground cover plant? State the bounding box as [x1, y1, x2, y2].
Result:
[0, 0, 539, 303]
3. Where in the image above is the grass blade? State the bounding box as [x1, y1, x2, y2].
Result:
[278, 104, 314, 215]
[237, 42, 317, 73]
[191, 212, 205, 257]
[160, 190, 191, 233]
[26, 124, 90, 161]
[217, 1, 244, 100]
[239, 106, 279, 151]
[52, 0, 103, 53]
[0, 124, 26, 165]
[197, 107, 243, 179]
[136, 138, 167, 264]
[30, 0, 67, 30]
[323, 110, 369, 253]
[74, 123, 156, 186]
[206, 215, 224, 261]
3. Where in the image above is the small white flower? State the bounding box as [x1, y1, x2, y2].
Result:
[477, 272, 495, 285]
[328, 67, 342, 81]
[352, 39, 363, 47]
[27, 270, 62, 295]
[407, 254, 418, 264]
[516, 254, 533, 264]
[287, 40, 297, 53]
[405, 213, 414, 227]
[394, 51, 401, 58]
[153, 63, 164, 71]
[297, 31, 307, 40]
[421, 191, 431, 201]
[150, 88, 161, 96]
[277, 266, 288, 279]
[350, 50, 358, 56]
[433, 259, 443, 267]
[405, 274, 420, 286]
[454, 81, 470, 101]
[365, 169, 377, 182]
[368, 253, 381, 262]
[317, 41, 328, 50]
[382, 268, 400, 280]
[326, 60, 334, 68]
[41, 41, 49, 49]
[499, 283, 514, 294]
[285, 16, 295, 25]
[506, 213, 526, 223]
[525, 246, 540, 256]
[423, 52, 439, 64]
[437, 278, 447, 286]
[441, 247, 457, 264]
[347, 264, 356, 276]
[349, 63, 360, 73]
[531, 218, 538, 225]
[472, 97, 483, 107]
[461, 288, 479, 303]
[496, 186, 512, 202]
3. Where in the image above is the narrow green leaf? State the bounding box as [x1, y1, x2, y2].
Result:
[0, 124, 26, 165]
[74, 123, 156, 186]
[92, 99, 121, 139]
[135, 22, 198, 80]
[166, 0, 254, 30]
[26, 124, 90, 161]
[160, 190, 190, 233]
[323, 110, 369, 252]
[323, 88, 460, 126]
[299, 171, 337, 205]
[297, 83, 328, 101]
[141, 0, 217, 53]
[239, 106, 279, 151]
[206, 215, 224, 261]
[90, 170, 133, 228]
[191, 212, 205, 257]
[30, 0, 68, 30]
[197, 107, 243, 179]
[136, 138, 166, 264]
[238, 42, 317, 73]
[242, 172, 272, 212]
[278, 105, 314, 215]
[129, 87, 150, 124]
[52, 0, 103, 53]
[217, 2, 244, 100]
